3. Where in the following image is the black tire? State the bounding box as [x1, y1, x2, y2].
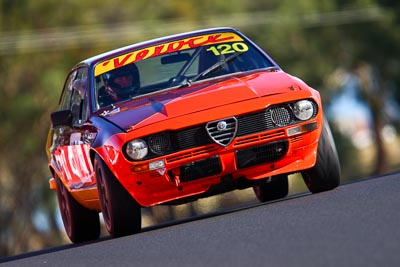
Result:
[301, 119, 341, 193]
[55, 174, 100, 243]
[94, 154, 141, 238]
[253, 174, 289, 202]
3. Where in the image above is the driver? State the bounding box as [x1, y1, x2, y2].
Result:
[98, 64, 140, 107]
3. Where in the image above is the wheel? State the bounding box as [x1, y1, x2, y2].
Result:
[94, 154, 141, 238]
[55, 174, 100, 243]
[253, 174, 289, 202]
[301, 119, 341, 193]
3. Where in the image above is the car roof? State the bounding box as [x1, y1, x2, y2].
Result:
[78, 27, 241, 67]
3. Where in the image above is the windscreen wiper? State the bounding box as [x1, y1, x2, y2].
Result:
[182, 51, 244, 87]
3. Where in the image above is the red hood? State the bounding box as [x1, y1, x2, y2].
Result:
[101, 71, 305, 131]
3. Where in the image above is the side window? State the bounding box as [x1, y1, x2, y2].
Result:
[70, 89, 82, 125]
[59, 68, 89, 125]
[59, 70, 77, 111]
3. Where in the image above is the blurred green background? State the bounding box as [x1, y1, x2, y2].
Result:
[1, 0, 399, 257]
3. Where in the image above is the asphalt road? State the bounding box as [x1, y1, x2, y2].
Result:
[2, 172, 400, 267]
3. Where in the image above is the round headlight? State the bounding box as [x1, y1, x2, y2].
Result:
[126, 139, 148, 160]
[293, 100, 314, 121]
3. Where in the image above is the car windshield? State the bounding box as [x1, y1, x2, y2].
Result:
[94, 32, 275, 109]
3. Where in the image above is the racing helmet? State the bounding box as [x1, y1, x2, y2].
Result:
[103, 64, 140, 98]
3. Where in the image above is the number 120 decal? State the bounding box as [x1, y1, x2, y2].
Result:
[206, 42, 249, 56]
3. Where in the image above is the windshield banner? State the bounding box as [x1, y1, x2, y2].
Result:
[94, 32, 243, 77]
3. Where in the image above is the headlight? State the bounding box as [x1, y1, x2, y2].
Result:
[126, 139, 148, 160]
[293, 100, 314, 121]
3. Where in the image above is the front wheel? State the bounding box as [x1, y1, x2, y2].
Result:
[253, 174, 289, 202]
[55, 174, 100, 243]
[94, 154, 141, 238]
[301, 119, 341, 193]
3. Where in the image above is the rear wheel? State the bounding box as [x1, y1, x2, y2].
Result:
[94, 154, 141, 238]
[301, 119, 341, 193]
[253, 174, 289, 202]
[55, 174, 100, 243]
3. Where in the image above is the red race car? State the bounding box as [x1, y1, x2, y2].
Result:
[46, 27, 340, 243]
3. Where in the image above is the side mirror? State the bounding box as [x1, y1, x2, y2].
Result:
[50, 110, 72, 127]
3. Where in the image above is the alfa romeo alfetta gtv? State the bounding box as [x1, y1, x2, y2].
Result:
[46, 27, 340, 243]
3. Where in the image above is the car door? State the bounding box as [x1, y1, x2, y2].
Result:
[51, 67, 97, 190]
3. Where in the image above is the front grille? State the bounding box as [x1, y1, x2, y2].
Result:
[168, 156, 222, 182]
[169, 126, 212, 150]
[237, 105, 294, 137]
[206, 117, 237, 146]
[144, 126, 213, 158]
[236, 140, 288, 169]
[236, 111, 273, 136]
[129, 100, 317, 161]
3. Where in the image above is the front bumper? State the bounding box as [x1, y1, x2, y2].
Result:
[103, 120, 320, 207]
